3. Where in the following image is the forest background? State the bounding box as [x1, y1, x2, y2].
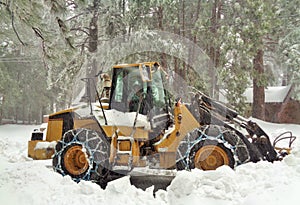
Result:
[0, 0, 299, 124]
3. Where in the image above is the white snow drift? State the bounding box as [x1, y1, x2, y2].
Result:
[0, 120, 300, 205]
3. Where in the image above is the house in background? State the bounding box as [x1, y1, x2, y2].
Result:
[244, 85, 300, 124]
[219, 85, 300, 124]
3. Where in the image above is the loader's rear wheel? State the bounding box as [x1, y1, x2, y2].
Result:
[189, 139, 234, 170]
[53, 129, 109, 185]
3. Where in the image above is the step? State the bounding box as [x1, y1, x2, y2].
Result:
[116, 150, 132, 154]
[117, 136, 134, 141]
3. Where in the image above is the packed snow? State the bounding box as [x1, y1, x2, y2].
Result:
[72, 104, 152, 129]
[96, 108, 151, 129]
[0, 120, 300, 205]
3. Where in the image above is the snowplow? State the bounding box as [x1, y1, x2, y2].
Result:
[28, 61, 296, 186]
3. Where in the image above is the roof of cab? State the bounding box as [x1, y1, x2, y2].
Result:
[113, 62, 159, 69]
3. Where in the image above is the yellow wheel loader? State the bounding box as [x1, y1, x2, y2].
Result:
[28, 62, 296, 187]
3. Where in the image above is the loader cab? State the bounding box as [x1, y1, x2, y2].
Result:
[109, 62, 172, 131]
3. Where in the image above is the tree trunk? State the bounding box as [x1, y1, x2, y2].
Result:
[22, 101, 25, 124]
[28, 106, 31, 124]
[181, 1, 187, 81]
[88, 0, 98, 53]
[174, 57, 180, 95]
[0, 107, 2, 124]
[157, 6, 167, 69]
[208, 0, 221, 98]
[188, 0, 201, 70]
[15, 106, 18, 124]
[252, 49, 265, 120]
[87, 0, 99, 102]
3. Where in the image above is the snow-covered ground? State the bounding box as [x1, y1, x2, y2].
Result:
[0, 121, 300, 205]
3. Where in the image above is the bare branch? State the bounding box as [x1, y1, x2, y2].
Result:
[32, 27, 44, 40]
[70, 27, 90, 35]
[11, 11, 25, 46]
[80, 37, 89, 55]
[66, 12, 86, 21]
[31, 27, 49, 73]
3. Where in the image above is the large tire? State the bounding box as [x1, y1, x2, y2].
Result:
[52, 129, 109, 186]
[189, 139, 234, 170]
[176, 129, 200, 170]
[176, 125, 251, 170]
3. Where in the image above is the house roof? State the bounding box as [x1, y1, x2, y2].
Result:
[244, 84, 292, 103]
[218, 85, 293, 104]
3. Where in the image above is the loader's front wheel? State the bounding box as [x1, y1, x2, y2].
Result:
[177, 126, 252, 171]
[192, 142, 233, 170]
[53, 129, 109, 185]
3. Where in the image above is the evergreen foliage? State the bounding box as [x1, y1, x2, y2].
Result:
[0, 0, 299, 123]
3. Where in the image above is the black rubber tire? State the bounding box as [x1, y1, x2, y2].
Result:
[176, 125, 251, 170]
[52, 129, 110, 184]
[176, 128, 200, 170]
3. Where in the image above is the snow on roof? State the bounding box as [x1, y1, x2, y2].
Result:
[244, 85, 292, 103]
[219, 85, 292, 104]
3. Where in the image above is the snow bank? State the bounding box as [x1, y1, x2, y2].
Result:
[0, 124, 36, 163]
[167, 157, 300, 205]
[167, 167, 239, 204]
[0, 122, 300, 205]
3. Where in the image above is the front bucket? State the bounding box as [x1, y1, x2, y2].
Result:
[28, 140, 55, 160]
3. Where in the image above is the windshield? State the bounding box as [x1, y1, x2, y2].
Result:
[110, 65, 168, 115]
[110, 66, 143, 112]
[109, 64, 171, 133]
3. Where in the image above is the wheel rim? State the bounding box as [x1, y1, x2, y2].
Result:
[63, 145, 89, 176]
[194, 145, 230, 170]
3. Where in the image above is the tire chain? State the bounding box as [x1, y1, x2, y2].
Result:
[53, 128, 109, 183]
[176, 125, 251, 170]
